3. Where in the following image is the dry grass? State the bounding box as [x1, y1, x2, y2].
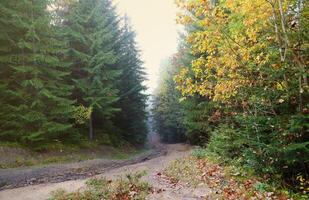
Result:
[49, 171, 152, 200]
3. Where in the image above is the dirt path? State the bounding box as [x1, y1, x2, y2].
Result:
[0, 147, 165, 190]
[0, 144, 208, 200]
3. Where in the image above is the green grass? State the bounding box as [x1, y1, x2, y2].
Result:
[0, 142, 147, 169]
[0, 141, 24, 148]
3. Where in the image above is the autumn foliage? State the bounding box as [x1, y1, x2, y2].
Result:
[152, 0, 308, 194]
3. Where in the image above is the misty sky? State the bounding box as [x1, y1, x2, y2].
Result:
[113, 0, 180, 93]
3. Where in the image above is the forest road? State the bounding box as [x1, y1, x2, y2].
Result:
[0, 144, 196, 200]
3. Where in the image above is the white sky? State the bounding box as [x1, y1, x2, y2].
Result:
[113, 0, 180, 94]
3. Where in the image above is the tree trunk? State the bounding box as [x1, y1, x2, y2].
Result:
[89, 114, 93, 140]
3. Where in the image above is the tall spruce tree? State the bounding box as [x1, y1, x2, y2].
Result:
[0, 0, 74, 145]
[112, 19, 148, 144]
[65, 0, 120, 140]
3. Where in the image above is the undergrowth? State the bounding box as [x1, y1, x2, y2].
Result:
[49, 171, 151, 200]
[0, 141, 146, 169]
[164, 149, 308, 200]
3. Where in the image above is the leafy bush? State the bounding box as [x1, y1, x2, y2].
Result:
[191, 148, 208, 159]
[183, 100, 217, 145]
[205, 113, 308, 193]
[206, 124, 244, 162]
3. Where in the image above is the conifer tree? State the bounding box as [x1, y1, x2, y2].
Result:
[65, 0, 120, 140]
[113, 19, 148, 144]
[0, 0, 74, 145]
[152, 58, 186, 143]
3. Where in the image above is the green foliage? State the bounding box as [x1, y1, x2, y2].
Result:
[206, 125, 244, 161]
[152, 58, 186, 143]
[112, 19, 148, 144]
[183, 99, 217, 145]
[0, 0, 75, 145]
[0, 0, 148, 147]
[161, 0, 309, 194]
[204, 114, 309, 193]
[191, 148, 208, 159]
[64, 0, 121, 140]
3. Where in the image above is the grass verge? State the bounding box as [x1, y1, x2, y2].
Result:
[49, 171, 152, 200]
[0, 142, 147, 169]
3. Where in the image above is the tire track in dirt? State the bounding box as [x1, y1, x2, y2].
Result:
[0, 144, 201, 200]
[0, 146, 166, 190]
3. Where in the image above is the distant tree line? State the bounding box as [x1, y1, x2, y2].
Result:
[152, 58, 186, 143]
[0, 0, 147, 148]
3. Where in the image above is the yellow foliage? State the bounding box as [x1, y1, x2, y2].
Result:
[174, 0, 284, 103]
[73, 105, 92, 125]
[296, 174, 309, 193]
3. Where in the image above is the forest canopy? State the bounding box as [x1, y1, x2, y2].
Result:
[0, 0, 148, 148]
